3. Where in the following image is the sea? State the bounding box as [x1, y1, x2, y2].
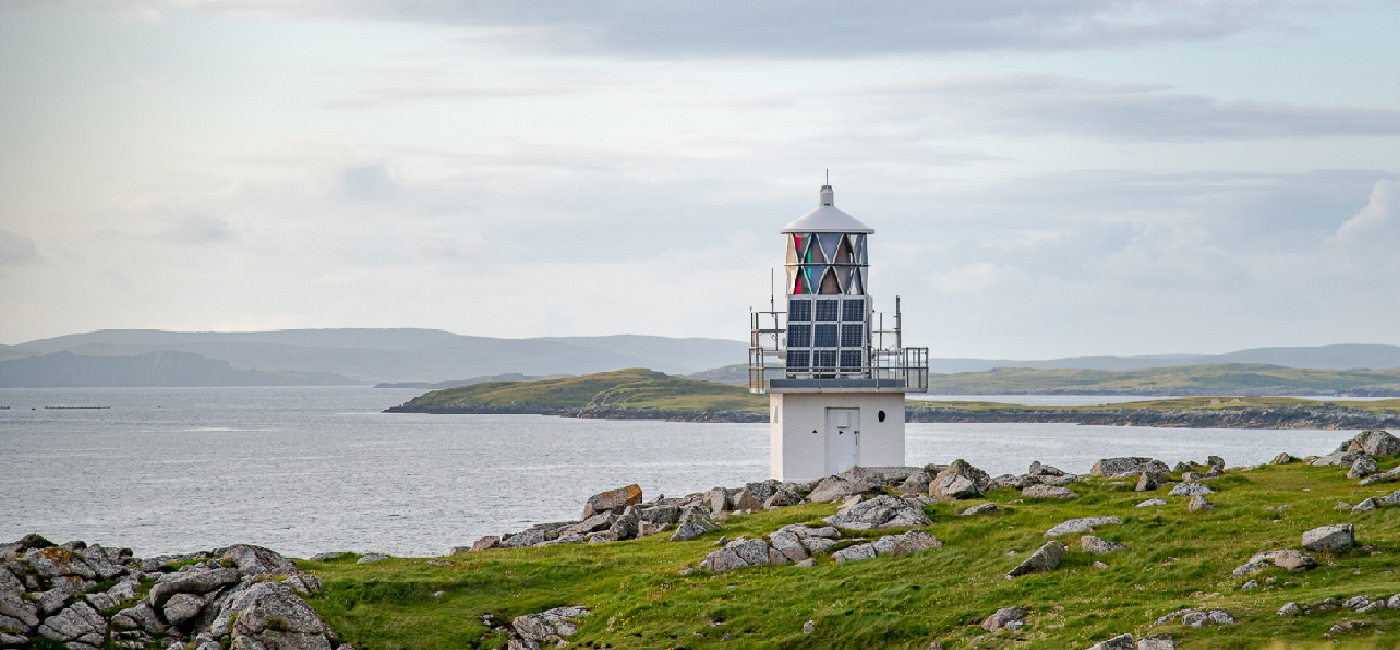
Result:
[0, 386, 1357, 558]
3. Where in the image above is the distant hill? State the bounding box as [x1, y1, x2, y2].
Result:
[923, 363, 1400, 396]
[374, 373, 574, 389]
[684, 363, 748, 386]
[390, 368, 767, 413]
[925, 343, 1400, 373]
[15, 329, 749, 383]
[0, 350, 361, 387]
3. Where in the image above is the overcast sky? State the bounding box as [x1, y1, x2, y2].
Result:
[2, 1, 1399, 358]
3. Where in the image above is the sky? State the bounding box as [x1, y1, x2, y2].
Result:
[2, 0, 1399, 358]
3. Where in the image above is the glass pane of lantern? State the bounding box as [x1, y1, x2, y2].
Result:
[805, 235, 825, 264]
[786, 234, 800, 265]
[835, 235, 854, 263]
[834, 266, 853, 293]
[817, 232, 843, 265]
[818, 266, 841, 294]
[851, 234, 867, 265]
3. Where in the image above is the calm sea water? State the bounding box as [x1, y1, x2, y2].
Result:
[0, 387, 1353, 558]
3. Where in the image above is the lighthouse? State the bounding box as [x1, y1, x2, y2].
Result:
[749, 184, 929, 482]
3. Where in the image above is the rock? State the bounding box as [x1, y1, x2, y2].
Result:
[1357, 600, 1385, 614]
[219, 545, 297, 576]
[581, 484, 642, 520]
[808, 475, 881, 503]
[1085, 633, 1134, 650]
[670, 507, 720, 542]
[1135, 498, 1168, 507]
[1310, 449, 1365, 467]
[1188, 495, 1215, 512]
[1231, 562, 1268, 576]
[0, 632, 26, 646]
[0, 534, 55, 561]
[1269, 453, 1293, 465]
[794, 558, 815, 568]
[1081, 536, 1127, 555]
[1023, 484, 1077, 499]
[1028, 461, 1064, 476]
[1347, 430, 1400, 456]
[1342, 595, 1371, 609]
[959, 503, 1001, 516]
[1135, 472, 1163, 492]
[1206, 610, 1236, 625]
[1240, 580, 1258, 590]
[21, 547, 96, 579]
[929, 459, 991, 500]
[1006, 541, 1065, 578]
[767, 530, 808, 563]
[728, 490, 764, 512]
[699, 539, 775, 572]
[148, 568, 239, 608]
[228, 582, 331, 650]
[607, 506, 643, 541]
[1348, 456, 1379, 480]
[112, 602, 163, 634]
[1181, 472, 1205, 481]
[37, 601, 105, 641]
[163, 593, 206, 628]
[1092, 458, 1167, 478]
[1352, 497, 1380, 512]
[1044, 516, 1122, 537]
[1302, 524, 1354, 552]
[823, 495, 932, 530]
[470, 536, 501, 552]
[1206, 456, 1225, 470]
[1137, 639, 1176, 650]
[898, 472, 931, 494]
[308, 552, 343, 562]
[1359, 466, 1400, 486]
[1277, 602, 1302, 616]
[763, 488, 800, 509]
[512, 606, 589, 645]
[872, 530, 941, 557]
[981, 606, 1028, 632]
[1272, 550, 1318, 571]
[831, 543, 877, 563]
[1168, 483, 1214, 497]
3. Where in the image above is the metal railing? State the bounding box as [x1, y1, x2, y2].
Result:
[747, 303, 928, 394]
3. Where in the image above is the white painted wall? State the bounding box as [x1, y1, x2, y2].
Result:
[769, 391, 907, 482]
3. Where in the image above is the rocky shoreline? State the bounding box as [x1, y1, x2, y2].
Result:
[385, 402, 1400, 428]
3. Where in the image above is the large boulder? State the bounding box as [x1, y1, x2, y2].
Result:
[580, 484, 642, 520]
[807, 475, 881, 503]
[21, 547, 96, 579]
[982, 606, 1028, 633]
[0, 584, 39, 629]
[36, 601, 105, 642]
[1023, 484, 1077, 499]
[1044, 516, 1122, 537]
[220, 544, 297, 576]
[1302, 524, 1354, 552]
[1086, 634, 1135, 650]
[1347, 430, 1400, 457]
[0, 535, 54, 561]
[1347, 456, 1379, 480]
[699, 538, 779, 572]
[228, 582, 333, 650]
[823, 495, 932, 530]
[871, 530, 941, 557]
[898, 471, 931, 494]
[831, 543, 878, 563]
[1081, 536, 1127, 555]
[1091, 458, 1167, 478]
[1168, 483, 1214, 497]
[930, 459, 991, 500]
[670, 507, 720, 542]
[163, 593, 207, 627]
[511, 606, 589, 649]
[148, 568, 240, 608]
[1006, 541, 1065, 578]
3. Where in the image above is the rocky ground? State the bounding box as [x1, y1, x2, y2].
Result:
[10, 430, 1400, 649]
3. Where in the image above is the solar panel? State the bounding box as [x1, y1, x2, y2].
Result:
[840, 350, 862, 368]
[814, 324, 838, 347]
[815, 300, 839, 321]
[815, 350, 837, 368]
[842, 299, 865, 321]
[787, 298, 812, 321]
[786, 350, 810, 368]
[841, 324, 864, 347]
[786, 324, 811, 348]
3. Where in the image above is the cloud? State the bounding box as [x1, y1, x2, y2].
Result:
[159, 215, 237, 244]
[0, 229, 41, 265]
[178, 0, 1301, 56]
[1327, 179, 1400, 260]
[853, 75, 1400, 142]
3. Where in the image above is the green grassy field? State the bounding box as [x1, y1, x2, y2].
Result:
[909, 396, 1400, 414]
[925, 364, 1400, 396]
[396, 368, 769, 412]
[301, 458, 1400, 650]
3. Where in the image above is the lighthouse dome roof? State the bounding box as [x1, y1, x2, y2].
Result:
[779, 185, 874, 234]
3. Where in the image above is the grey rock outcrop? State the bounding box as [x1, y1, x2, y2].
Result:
[149, 568, 240, 608]
[1277, 602, 1302, 616]
[823, 495, 932, 530]
[1085, 633, 1134, 650]
[929, 459, 991, 500]
[1092, 458, 1168, 478]
[1269, 453, 1293, 465]
[1188, 495, 1215, 512]
[1346, 430, 1400, 456]
[982, 606, 1028, 633]
[960, 503, 1001, 516]
[1302, 524, 1354, 552]
[1081, 536, 1127, 555]
[670, 507, 720, 542]
[699, 538, 783, 572]
[37, 601, 105, 642]
[871, 530, 941, 557]
[510, 606, 589, 650]
[1168, 482, 1214, 497]
[580, 484, 642, 520]
[220, 544, 298, 576]
[1045, 516, 1122, 537]
[1006, 541, 1065, 578]
[1347, 456, 1378, 480]
[1023, 484, 1077, 499]
[1135, 498, 1168, 507]
[831, 543, 878, 563]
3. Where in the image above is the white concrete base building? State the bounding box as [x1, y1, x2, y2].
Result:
[749, 184, 928, 483]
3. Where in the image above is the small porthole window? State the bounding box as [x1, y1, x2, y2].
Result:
[878, 410, 886, 422]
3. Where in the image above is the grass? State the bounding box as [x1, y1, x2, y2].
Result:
[398, 368, 768, 413]
[302, 457, 1400, 649]
[924, 364, 1400, 396]
[908, 396, 1400, 413]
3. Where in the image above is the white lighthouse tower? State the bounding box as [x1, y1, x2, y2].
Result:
[749, 184, 929, 482]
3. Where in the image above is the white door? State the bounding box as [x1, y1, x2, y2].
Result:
[825, 408, 859, 475]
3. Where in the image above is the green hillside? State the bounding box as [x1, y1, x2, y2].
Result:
[926, 364, 1400, 396]
[397, 367, 768, 412]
